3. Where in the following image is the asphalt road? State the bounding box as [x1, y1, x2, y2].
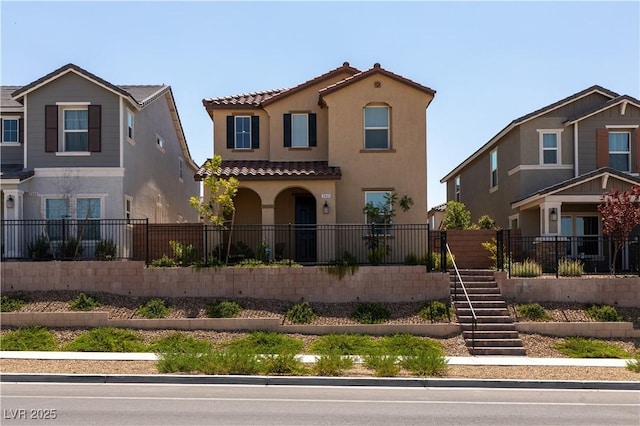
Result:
[1, 383, 638, 426]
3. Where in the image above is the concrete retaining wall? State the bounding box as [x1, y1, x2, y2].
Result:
[0, 262, 449, 304]
[495, 272, 640, 308]
[516, 322, 640, 338]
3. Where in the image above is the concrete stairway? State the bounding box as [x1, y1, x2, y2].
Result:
[450, 269, 526, 356]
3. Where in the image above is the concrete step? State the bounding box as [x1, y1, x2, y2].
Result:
[453, 294, 504, 301]
[454, 300, 507, 309]
[450, 280, 498, 288]
[454, 287, 501, 295]
[465, 338, 524, 348]
[469, 347, 527, 356]
[457, 315, 513, 324]
[462, 330, 520, 339]
[461, 322, 518, 332]
[456, 307, 509, 316]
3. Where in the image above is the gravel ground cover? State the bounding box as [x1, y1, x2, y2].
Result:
[1, 291, 639, 381]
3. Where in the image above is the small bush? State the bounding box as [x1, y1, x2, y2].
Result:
[585, 304, 624, 322]
[377, 334, 444, 357]
[169, 240, 200, 266]
[62, 327, 147, 352]
[309, 334, 376, 356]
[312, 353, 354, 376]
[0, 326, 57, 351]
[157, 350, 209, 374]
[150, 255, 178, 268]
[28, 235, 52, 260]
[60, 237, 83, 259]
[322, 252, 359, 279]
[516, 303, 551, 321]
[477, 215, 496, 229]
[207, 300, 243, 318]
[554, 337, 630, 358]
[260, 352, 306, 375]
[558, 258, 584, 277]
[511, 259, 542, 277]
[425, 252, 455, 270]
[285, 301, 317, 324]
[149, 332, 212, 354]
[418, 300, 451, 322]
[0, 294, 28, 312]
[626, 351, 640, 373]
[363, 355, 401, 377]
[351, 303, 390, 324]
[136, 298, 171, 319]
[95, 239, 118, 260]
[219, 348, 262, 375]
[224, 332, 304, 355]
[69, 293, 101, 311]
[401, 351, 449, 377]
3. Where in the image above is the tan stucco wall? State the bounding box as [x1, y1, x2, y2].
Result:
[1, 262, 449, 304]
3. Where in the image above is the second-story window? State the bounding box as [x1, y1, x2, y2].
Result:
[539, 130, 561, 165]
[284, 113, 317, 148]
[127, 109, 135, 140]
[609, 132, 630, 172]
[178, 157, 184, 180]
[454, 176, 461, 201]
[490, 149, 498, 189]
[2, 118, 19, 143]
[364, 106, 389, 150]
[234, 116, 251, 149]
[63, 108, 89, 151]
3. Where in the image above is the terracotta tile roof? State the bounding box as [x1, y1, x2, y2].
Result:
[195, 160, 341, 181]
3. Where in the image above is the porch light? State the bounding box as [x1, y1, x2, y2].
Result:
[550, 208, 557, 221]
[6, 195, 14, 209]
[323, 201, 329, 214]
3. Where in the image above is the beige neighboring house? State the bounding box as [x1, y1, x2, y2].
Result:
[441, 85, 640, 245]
[198, 62, 435, 262]
[427, 202, 447, 230]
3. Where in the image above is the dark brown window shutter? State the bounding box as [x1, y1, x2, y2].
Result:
[596, 128, 609, 169]
[283, 114, 292, 147]
[88, 105, 101, 152]
[309, 113, 317, 147]
[635, 130, 640, 173]
[45, 105, 58, 152]
[18, 117, 24, 143]
[251, 116, 259, 149]
[226, 116, 234, 149]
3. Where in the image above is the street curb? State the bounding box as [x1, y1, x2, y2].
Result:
[2, 373, 639, 390]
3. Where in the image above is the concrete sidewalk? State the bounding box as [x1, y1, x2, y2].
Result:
[0, 351, 631, 367]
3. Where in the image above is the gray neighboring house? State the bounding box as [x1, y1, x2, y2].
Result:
[441, 85, 640, 243]
[1, 64, 200, 254]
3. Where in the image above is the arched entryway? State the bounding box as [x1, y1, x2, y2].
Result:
[274, 187, 317, 263]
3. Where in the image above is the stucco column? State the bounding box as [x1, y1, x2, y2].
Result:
[540, 201, 562, 236]
[3, 190, 23, 258]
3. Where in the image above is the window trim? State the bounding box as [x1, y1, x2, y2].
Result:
[156, 134, 165, 153]
[364, 190, 393, 236]
[608, 131, 631, 172]
[124, 195, 133, 221]
[42, 195, 105, 241]
[454, 176, 461, 202]
[363, 105, 390, 150]
[1, 117, 20, 144]
[490, 149, 498, 191]
[291, 113, 309, 148]
[178, 157, 184, 182]
[234, 115, 252, 150]
[60, 106, 89, 152]
[538, 129, 562, 165]
[127, 109, 135, 142]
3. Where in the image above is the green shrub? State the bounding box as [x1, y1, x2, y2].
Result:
[0, 294, 28, 312]
[554, 337, 630, 358]
[28, 235, 52, 260]
[481, 238, 508, 269]
[511, 259, 542, 277]
[418, 300, 451, 322]
[404, 253, 420, 265]
[149, 332, 212, 354]
[626, 351, 640, 373]
[477, 215, 496, 229]
[309, 334, 376, 356]
[321, 252, 359, 279]
[136, 298, 171, 319]
[156, 350, 209, 373]
[150, 255, 178, 268]
[351, 303, 390, 324]
[60, 237, 83, 259]
[400, 351, 449, 376]
[377, 334, 444, 357]
[425, 251, 455, 270]
[585, 304, 624, 322]
[224, 332, 304, 355]
[95, 239, 118, 260]
[207, 300, 243, 318]
[363, 355, 401, 377]
[516, 303, 551, 321]
[219, 348, 262, 375]
[558, 258, 584, 277]
[260, 352, 306, 375]
[312, 353, 354, 376]
[69, 293, 101, 311]
[169, 240, 200, 266]
[0, 326, 57, 351]
[285, 301, 317, 324]
[62, 327, 147, 352]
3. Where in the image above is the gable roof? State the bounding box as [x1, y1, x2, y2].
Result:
[565, 94, 640, 124]
[1, 86, 23, 111]
[201, 62, 361, 111]
[318, 63, 436, 104]
[195, 160, 342, 181]
[440, 85, 620, 183]
[9, 63, 170, 110]
[511, 167, 640, 209]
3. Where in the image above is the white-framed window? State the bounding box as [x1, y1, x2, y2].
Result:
[561, 215, 600, 258]
[364, 106, 389, 149]
[156, 135, 165, 151]
[454, 176, 461, 202]
[61, 107, 88, 151]
[291, 113, 309, 147]
[364, 191, 392, 235]
[125, 195, 133, 221]
[178, 157, 184, 180]
[44, 196, 102, 240]
[127, 109, 135, 140]
[609, 132, 630, 172]
[490, 149, 498, 189]
[234, 116, 251, 149]
[539, 130, 562, 165]
[1, 117, 19, 143]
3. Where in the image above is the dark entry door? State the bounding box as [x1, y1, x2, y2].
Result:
[295, 196, 317, 263]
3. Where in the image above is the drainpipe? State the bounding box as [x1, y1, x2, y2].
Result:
[573, 122, 579, 178]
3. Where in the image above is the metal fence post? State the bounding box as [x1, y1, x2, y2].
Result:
[145, 218, 149, 267]
[426, 222, 431, 272]
[554, 235, 559, 278]
[203, 223, 208, 267]
[288, 223, 292, 267]
[440, 231, 447, 272]
[496, 229, 504, 271]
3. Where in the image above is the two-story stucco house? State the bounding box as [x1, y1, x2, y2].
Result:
[1, 64, 200, 256]
[441, 85, 640, 244]
[198, 62, 435, 262]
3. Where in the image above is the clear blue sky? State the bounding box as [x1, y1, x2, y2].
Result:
[2, 1, 639, 209]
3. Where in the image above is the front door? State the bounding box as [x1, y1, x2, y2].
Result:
[294, 196, 316, 263]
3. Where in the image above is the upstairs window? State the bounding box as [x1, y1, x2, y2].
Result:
[364, 106, 389, 149]
[609, 132, 630, 172]
[226, 115, 260, 150]
[127, 109, 135, 140]
[45, 104, 101, 153]
[539, 130, 561, 165]
[234, 116, 251, 149]
[490, 149, 498, 189]
[178, 157, 184, 180]
[284, 113, 317, 148]
[454, 176, 461, 202]
[63, 108, 88, 151]
[1, 118, 19, 143]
